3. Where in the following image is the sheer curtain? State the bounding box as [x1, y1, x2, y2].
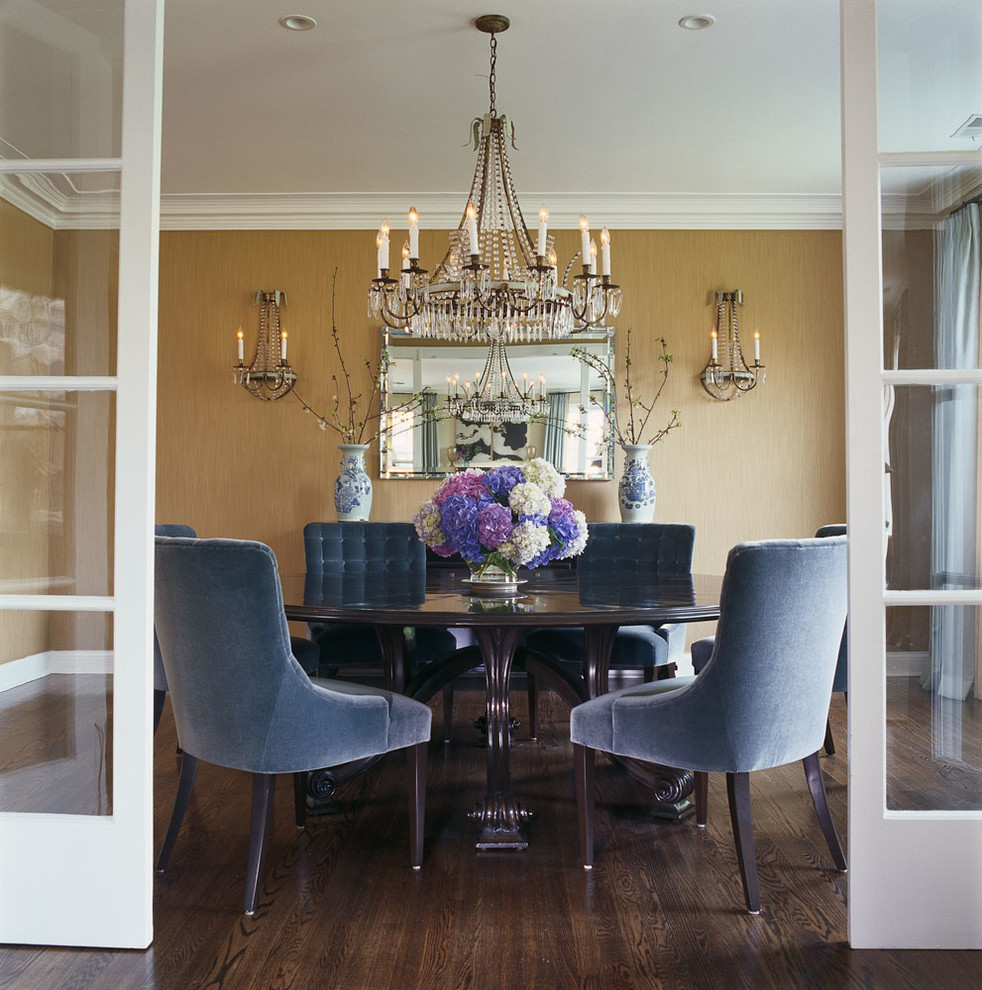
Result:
[929, 202, 980, 712]
[543, 392, 568, 468]
[421, 392, 439, 474]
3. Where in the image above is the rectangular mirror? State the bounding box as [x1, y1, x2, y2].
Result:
[379, 329, 614, 480]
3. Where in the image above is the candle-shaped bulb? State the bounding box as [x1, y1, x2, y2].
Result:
[754, 331, 761, 362]
[407, 205, 419, 259]
[600, 226, 611, 277]
[548, 249, 558, 269]
[280, 330, 288, 361]
[376, 219, 390, 274]
[236, 327, 244, 362]
[579, 213, 591, 264]
[401, 242, 411, 287]
[447, 374, 452, 395]
[537, 203, 549, 257]
[465, 200, 480, 255]
[711, 329, 718, 361]
[539, 373, 546, 399]
[589, 239, 598, 274]
[379, 218, 390, 237]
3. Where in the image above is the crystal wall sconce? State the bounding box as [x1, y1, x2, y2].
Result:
[233, 289, 297, 400]
[699, 289, 765, 400]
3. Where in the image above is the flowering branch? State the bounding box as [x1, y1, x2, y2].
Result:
[572, 329, 681, 448]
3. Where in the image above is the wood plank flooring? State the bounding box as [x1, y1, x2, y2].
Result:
[1, 680, 980, 988]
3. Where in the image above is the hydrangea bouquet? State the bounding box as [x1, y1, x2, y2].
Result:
[413, 458, 588, 579]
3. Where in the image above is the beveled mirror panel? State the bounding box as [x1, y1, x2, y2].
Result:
[379, 329, 614, 480]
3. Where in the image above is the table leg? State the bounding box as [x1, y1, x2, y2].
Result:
[582, 624, 695, 821]
[468, 625, 530, 849]
[375, 625, 408, 692]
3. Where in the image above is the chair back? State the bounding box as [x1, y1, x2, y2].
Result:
[153, 524, 197, 692]
[816, 524, 848, 694]
[687, 538, 847, 771]
[154, 536, 391, 771]
[581, 523, 694, 574]
[304, 522, 426, 575]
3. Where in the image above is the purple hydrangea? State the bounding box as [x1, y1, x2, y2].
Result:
[439, 493, 486, 562]
[484, 465, 525, 500]
[433, 469, 490, 506]
[548, 498, 580, 545]
[477, 502, 514, 549]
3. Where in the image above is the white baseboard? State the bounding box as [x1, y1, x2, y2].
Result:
[0, 651, 114, 691]
[887, 651, 929, 678]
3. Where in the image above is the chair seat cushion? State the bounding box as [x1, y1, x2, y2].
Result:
[570, 676, 695, 753]
[525, 624, 671, 669]
[313, 679, 432, 754]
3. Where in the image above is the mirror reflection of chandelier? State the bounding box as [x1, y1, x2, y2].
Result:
[446, 335, 548, 425]
[367, 14, 622, 349]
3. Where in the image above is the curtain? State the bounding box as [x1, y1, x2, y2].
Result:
[421, 392, 439, 474]
[929, 203, 980, 714]
[543, 392, 569, 469]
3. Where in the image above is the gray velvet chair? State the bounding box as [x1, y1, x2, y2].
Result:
[153, 536, 432, 915]
[523, 524, 695, 716]
[570, 537, 848, 914]
[153, 524, 320, 734]
[690, 524, 848, 756]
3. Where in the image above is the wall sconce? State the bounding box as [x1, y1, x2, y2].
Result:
[699, 289, 765, 400]
[232, 289, 297, 400]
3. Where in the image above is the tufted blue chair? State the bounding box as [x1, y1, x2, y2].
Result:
[523, 524, 695, 717]
[153, 524, 320, 735]
[690, 524, 848, 756]
[303, 521, 457, 704]
[570, 538, 848, 914]
[153, 536, 431, 915]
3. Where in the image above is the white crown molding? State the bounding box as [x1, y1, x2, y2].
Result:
[159, 191, 846, 231]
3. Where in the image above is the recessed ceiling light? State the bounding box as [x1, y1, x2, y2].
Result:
[678, 14, 716, 30]
[279, 14, 317, 31]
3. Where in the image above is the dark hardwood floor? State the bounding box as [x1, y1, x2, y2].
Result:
[1, 679, 980, 989]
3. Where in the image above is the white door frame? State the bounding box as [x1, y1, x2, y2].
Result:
[0, 0, 163, 947]
[842, 0, 982, 949]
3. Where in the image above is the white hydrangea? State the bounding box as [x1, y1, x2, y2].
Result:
[522, 457, 565, 498]
[499, 520, 551, 566]
[508, 481, 551, 519]
[559, 510, 589, 558]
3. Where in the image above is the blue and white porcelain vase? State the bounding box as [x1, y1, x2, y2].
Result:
[334, 443, 373, 522]
[618, 443, 656, 523]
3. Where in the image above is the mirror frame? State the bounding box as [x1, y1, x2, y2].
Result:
[379, 328, 615, 480]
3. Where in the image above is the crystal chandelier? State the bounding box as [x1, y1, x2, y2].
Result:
[447, 335, 548, 425]
[367, 14, 622, 346]
[699, 290, 765, 400]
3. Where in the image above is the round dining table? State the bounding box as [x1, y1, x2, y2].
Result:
[281, 564, 722, 850]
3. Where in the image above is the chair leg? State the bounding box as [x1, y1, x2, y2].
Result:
[574, 743, 595, 868]
[802, 752, 848, 872]
[443, 684, 454, 743]
[293, 771, 308, 829]
[243, 773, 275, 916]
[695, 771, 709, 828]
[153, 689, 166, 735]
[527, 674, 538, 740]
[155, 753, 198, 873]
[408, 741, 427, 869]
[726, 772, 760, 914]
[823, 715, 836, 756]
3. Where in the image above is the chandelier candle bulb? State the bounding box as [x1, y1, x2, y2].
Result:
[376, 221, 390, 275]
[466, 201, 480, 255]
[539, 373, 546, 399]
[579, 214, 591, 263]
[537, 203, 549, 257]
[408, 206, 419, 258]
[236, 328, 244, 362]
[401, 243, 411, 288]
[600, 227, 611, 277]
[590, 239, 598, 274]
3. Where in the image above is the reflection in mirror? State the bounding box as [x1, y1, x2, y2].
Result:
[380, 329, 614, 480]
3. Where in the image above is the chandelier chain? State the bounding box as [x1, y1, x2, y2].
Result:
[488, 32, 497, 115]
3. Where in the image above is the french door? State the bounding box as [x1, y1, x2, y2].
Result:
[0, 0, 162, 946]
[842, 0, 982, 948]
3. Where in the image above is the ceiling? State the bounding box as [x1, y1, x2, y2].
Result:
[6, 2, 982, 228]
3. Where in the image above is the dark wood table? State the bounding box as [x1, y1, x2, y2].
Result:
[282, 565, 722, 850]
